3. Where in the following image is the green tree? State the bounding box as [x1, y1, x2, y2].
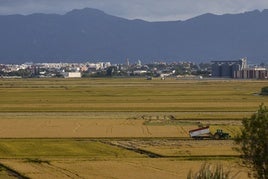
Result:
[235, 104, 268, 179]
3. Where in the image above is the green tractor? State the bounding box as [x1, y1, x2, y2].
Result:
[189, 127, 231, 140]
[213, 129, 230, 139]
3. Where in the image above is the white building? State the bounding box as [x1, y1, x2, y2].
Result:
[62, 72, 81, 78]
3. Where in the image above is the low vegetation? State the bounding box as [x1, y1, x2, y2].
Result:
[187, 163, 230, 179]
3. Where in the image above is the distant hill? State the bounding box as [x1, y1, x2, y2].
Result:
[0, 8, 268, 64]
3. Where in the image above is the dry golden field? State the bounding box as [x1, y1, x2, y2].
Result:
[0, 117, 242, 138]
[0, 158, 249, 179]
[0, 78, 266, 178]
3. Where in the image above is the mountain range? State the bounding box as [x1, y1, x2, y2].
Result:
[0, 8, 268, 64]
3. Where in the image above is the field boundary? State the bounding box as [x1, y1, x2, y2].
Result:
[0, 163, 29, 179]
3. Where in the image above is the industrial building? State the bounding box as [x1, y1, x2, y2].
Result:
[234, 68, 268, 79]
[212, 58, 267, 79]
[211, 58, 247, 78]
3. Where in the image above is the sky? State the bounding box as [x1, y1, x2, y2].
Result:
[0, 0, 268, 21]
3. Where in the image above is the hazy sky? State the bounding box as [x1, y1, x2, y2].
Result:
[0, 0, 268, 21]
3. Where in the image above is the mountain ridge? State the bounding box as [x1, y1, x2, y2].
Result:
[0, 8, 267, 64]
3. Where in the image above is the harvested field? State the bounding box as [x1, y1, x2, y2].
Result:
[0, 78, 266, 178]
[0, 159, 249, 179]
[108, 139, 239, 157]
[0, 117, 241, 138]
[0, 138, 249, 178]
[0, 78, 267, 112]
[0, 137, 248, 178]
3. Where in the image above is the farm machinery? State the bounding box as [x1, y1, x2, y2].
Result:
[189, 126, 230, 140]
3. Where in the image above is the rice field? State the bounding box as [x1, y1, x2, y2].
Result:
[0, 78, 266, 178]
[0, 78, 266, 112]
[0, 158, 249, 179]
[0, 139, 247, 179]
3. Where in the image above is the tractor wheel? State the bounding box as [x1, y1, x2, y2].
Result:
[224, 135, 229, 139]
[214, 133, 220, 140]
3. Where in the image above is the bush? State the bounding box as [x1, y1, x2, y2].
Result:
[187, 163, 230, 179]
[260, 87, 268, 95]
